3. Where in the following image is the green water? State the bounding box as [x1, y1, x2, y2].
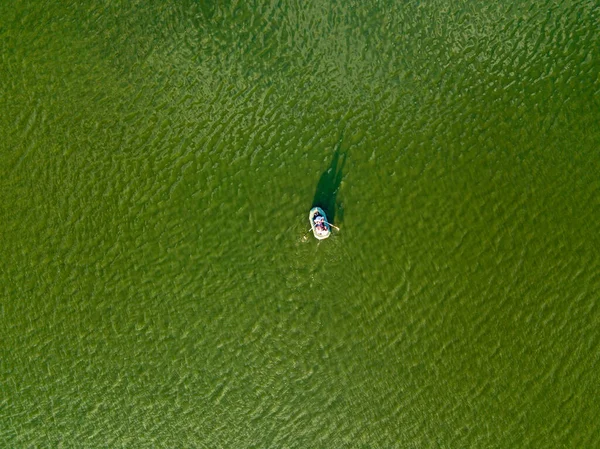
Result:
[1, 1, 599, 447]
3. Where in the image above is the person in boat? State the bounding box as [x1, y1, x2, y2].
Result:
[315, 217, 327, 234]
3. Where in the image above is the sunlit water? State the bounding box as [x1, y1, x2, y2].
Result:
[1, 1, 599, 447]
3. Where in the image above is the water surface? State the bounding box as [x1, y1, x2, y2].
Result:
[1, 1, 599, 447]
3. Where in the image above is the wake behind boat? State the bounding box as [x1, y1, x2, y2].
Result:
[309, 207, 331, 240]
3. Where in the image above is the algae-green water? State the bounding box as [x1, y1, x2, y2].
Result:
[1, 1, 599, 447]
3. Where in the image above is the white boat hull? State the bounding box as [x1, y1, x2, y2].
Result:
[309, 207, 331, 240]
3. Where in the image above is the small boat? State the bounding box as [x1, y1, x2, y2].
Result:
[309, 207, 331, 240]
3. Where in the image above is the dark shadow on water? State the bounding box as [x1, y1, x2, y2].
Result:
[312, 140, 347, 225]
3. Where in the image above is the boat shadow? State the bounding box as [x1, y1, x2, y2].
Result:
[312, 143, 347, 225]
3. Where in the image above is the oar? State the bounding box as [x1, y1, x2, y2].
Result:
[325, 221, 340, 231]
[302, 227, 314, 240]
